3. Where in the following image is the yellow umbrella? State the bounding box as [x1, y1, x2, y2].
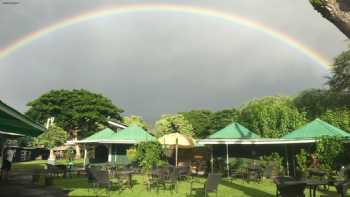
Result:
[158, 132, 196, 166]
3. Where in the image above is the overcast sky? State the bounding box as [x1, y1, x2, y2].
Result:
[0, 0, 348, 123]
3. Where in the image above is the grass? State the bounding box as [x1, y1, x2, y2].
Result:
[12, 160, 346, 197]
[12, 159, 84, 170]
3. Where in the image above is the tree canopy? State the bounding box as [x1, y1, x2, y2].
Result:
[327, 47, 350, 92]
[26, 89, 124, 138]
[33, 125, 67, 149]
[293, 89, 350, 120]
[181, 109, 212, 138]
[123, 115, 148, 130]
[154, 114, 194, 137]
[239, 96, 306, 138]
[208, 108, 239, 134]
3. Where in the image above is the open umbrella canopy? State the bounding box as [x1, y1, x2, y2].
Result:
[282, 118, 350, 139]
[207, 122, 260, 139]
[158, 132, 196, 148]
[0, 100, 46, 137]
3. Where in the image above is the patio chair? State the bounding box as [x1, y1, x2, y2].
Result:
[86, 167, 96, 192]
[274, 176, 306, 197]
[333, 167, 350, 197]
[163, 168, 178, 193]
[177, 166, 191, 180]
[189, 173, 221, 197]
[89, 169, 115, 197]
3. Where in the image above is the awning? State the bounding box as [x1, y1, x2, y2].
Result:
[0, 100, 46, 137]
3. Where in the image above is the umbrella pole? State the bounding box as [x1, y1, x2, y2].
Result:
[226, 144, 229, 177]
[175, 144, 178, 167]
[211, 145, 214, 173]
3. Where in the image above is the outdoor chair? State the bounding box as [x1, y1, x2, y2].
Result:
[332, 167, 350, 197]
[89, 169, 117, 197]
[163, 168, 178, 193]
[46, 164, 65, 177]
[177, 166, 191, 180]
[189, 173, 221, 197]
[274, 176, 306, 197]
[86, 167, 96, 193]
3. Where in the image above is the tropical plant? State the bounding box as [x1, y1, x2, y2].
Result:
[181, 109, 212, 138]
[315, 136, 344, 173]
[240, 96, 306, 138]
[135, 141, 165, 171]
[296, 149, 309, 178]
[123, 115, 148, 130]
[33, 125, 67, 149]
[126, 147, 137, 162]
[320, 108, 350, 132]
[154, 114, 194, 137]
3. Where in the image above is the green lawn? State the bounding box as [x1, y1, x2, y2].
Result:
[12, 159, 83, 170]
[12, 160, 345, 197]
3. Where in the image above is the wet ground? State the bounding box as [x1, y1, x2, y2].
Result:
[0, 170, 68, 197]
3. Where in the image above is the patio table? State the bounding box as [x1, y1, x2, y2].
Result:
[117, 170, 134, 189]
[305, 179, 329, 197]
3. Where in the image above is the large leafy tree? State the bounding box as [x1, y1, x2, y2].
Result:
[123, 115, 148, 130]
[327, 47, 350, 92]
[310, 0, 350, 39]
[320, 108, 350, 132]
[26, 89, 124, 138]
[154, 114, 194, 137]
[293, 89, 350, 119]
[208, 108, 239, 134]
[181, 109, 212, 138]
[239, 96, 306, 138]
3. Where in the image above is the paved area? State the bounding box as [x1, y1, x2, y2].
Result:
[0, 170, 68, 197]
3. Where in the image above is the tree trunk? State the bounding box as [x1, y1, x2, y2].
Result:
[48, 149, 56, 164]
[310, 0, 350, 39]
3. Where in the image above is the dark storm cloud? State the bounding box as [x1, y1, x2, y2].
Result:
[0, 0, 346, 123]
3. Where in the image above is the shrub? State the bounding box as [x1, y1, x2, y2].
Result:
[135, 141, 165, 171]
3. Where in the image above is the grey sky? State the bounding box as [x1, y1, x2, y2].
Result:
[0, 0, 348, 123]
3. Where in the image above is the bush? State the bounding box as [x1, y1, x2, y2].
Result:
[296, 149, 309, 178]
[135, 141, 165, 172]
[315, 136, 344, 174]
[261, 152, 284, 175]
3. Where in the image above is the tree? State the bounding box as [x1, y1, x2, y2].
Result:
[239, 96, 306, 138]
[293, 89, 350, 119]
[310, 0, 350, 39]
[208, 109, 239, 134]
[328, 47, 350, 92]
[33, 125, 68, 160]
[154, 114, 194, 137]
[181, 109, 212, 138]
[26, 89, 124, 138]
[320, 108, 350, 131]
[123, 115, 148, 130]
[33, 125, 68, 149]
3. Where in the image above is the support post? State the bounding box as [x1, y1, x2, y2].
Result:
[211, 145, 214, 173]
[108, 144, 112, 162]
[285, 145, 289, 176]
[226, 144, 229, 177]
[83, 145, 87, 169]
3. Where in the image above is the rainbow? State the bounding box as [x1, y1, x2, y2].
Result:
[0, 3, 331, 67]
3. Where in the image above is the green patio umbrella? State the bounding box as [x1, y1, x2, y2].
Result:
[0, 100, 46, 137]
[282, 118, 350, 139]
[207, 122, 260, 176]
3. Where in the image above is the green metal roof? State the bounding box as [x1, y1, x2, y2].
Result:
[82, 128, 116, 141]
[80, 125, 155, 143]
[0, 100, 46, 137]
[282, 118, 350, 139]
[207, 122, 260, 139]
[111, 125, 155, 142]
